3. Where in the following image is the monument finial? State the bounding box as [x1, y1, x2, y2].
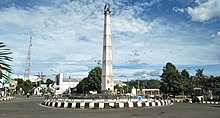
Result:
[104, 3, 111, 12]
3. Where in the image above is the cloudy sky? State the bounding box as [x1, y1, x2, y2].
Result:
[0, 0, 220, 80]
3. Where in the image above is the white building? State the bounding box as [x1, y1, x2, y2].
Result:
[33, 84, 47, 96]
[55, 73, 81, 95]
[113, 80, 126, 87]
[141, 89, 160, 98]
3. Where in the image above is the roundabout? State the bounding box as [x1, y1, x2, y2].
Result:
[0, 95, 219, 118]
[41, 97, 173, 109]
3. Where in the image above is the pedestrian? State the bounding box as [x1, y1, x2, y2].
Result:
[27, 92, 30, 98]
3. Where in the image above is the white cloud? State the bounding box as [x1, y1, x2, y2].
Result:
[1, 0, 219, 80]
[212, 31, 220, 37]
[111, 2, 152, 34]
[112, 17, 151, 34]
[217, 31, 220, 36]
[211, 31, 220, 45]
[128, 59, 141, 64]
[187, 0, 220, 22]
[173, 7, 185, 13]
[132, 69, 161, 77]
[0, 7, 31, 32]
[113, 68, 160, 79]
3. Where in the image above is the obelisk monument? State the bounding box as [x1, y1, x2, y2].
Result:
[101, 4, 113, 91]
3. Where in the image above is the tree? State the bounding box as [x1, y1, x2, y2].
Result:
[128, 80, 146, 89]
[76, 67, 101, 93]
[0, 42, 12, 79]
[14, 78, 25, 92]
[194, 69, 208, 89]
[23, 80, 33, 94]
[121, 79, 161, 93]
[160, 62, 182, 96]
[212, 76, 220, 95]
[180, 69, 193, 96]
[204, 75, 220, 96]
[114, 84, 123, 94]
[87, 66, 102, 91]
[14, 78, 34, 94]
[46, 79, 54, 87]
[145, 79, 161, 89]
[128, 80, 139, 89]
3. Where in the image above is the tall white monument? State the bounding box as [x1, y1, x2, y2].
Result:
[101, 4, 113, 91]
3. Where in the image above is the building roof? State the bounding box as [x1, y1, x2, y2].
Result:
[113, 80, 126, 86]
[63, 78, 81, 82]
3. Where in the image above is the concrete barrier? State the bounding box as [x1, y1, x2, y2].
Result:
[0, 96, 15, 101]
[202, 101, 220, 104]
[41, 99, 173, 109]
[173, 99, 220, 105]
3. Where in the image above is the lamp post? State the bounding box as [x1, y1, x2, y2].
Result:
[127, 78, 129, 93]
[95, 60, 101, 66]
[138, 77, 140, 89]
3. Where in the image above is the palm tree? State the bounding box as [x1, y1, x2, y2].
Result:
[0, 42, 12, 79]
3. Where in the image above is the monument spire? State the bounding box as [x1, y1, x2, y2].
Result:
[101, 3, 113, 91]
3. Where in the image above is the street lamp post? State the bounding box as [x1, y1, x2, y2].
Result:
[127, 78, 128, 93]
[95, 60, 101, 66]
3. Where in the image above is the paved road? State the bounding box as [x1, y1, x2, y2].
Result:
[0, 95, 220, 118]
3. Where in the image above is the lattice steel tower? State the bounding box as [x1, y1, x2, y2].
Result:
[24, 36, 32, 79]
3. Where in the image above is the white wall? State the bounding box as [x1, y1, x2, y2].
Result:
[60, 82, 78, 92]
[55, 73, 79, 94]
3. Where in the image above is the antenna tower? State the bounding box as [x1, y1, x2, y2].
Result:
[24, 36, 32, 79]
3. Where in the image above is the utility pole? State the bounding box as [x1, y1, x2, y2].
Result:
[24, 36, 32, 79]
[126, 78, 129, 93]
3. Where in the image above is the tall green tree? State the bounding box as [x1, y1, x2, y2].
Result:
[0, 42, 12, 79]
[180, 69, 193, 96]
[194, 69, 207, 89]
[23, 80, 33, 94]
[205, 75, 220, 96]
[14, 78, 25, 92]
[114, 84, 123, 94]
[128, 80, 146, 89]
[212, 76, 220, 95]
[14, 78, 34, 94]
[46, 79, 54, 87]
[76, 67, 101, 93]
[146, 79, 161, 89]
[160, 62, 182, 96]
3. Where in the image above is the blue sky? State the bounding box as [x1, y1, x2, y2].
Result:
[0, 0, 220, 80]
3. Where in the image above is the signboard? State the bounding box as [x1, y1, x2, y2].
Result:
[0, 70, 3, 88]
[137, 95, 142, 101]
[9, 80, 18, 89]
[3, 69, 11, 87]
[4, 69, 11, 84]
[0, 82, 3, 88]
[0, 70, 2, 79]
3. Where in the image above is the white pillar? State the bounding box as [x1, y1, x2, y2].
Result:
[101, 4, 113, 91]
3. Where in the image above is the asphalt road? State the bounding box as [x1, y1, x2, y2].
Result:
[0, 95, 220, 118]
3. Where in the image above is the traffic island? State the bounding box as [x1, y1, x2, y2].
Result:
[0, 96, 15, 101]
[172, 99, 220, 105]
[41, 99, 173, 109]
[202, 101, 220, 104]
